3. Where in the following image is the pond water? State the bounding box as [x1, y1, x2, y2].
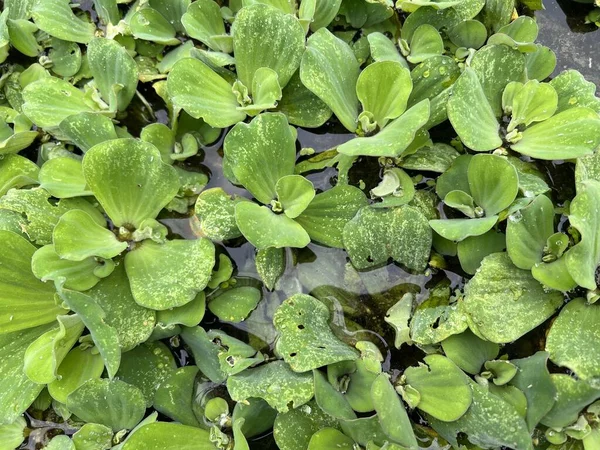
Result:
[18, 1, 599, 449]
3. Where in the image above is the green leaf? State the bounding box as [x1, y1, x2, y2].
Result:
[385, 293, 414, 349]
[82, 138, 179, 228]
[429, 216, 498, 242]
[457, 230, 506, 275]
[0, 230, 66, 333]
[506, 194, 555, 270]
[122, 422, 215, 450]
[31, 0, 95, 43]
[308, 428, 355, 450]
[300, 28, 360, 132]
[87, 263, 156, 351]
[274, 294, 358, 371]
[208, 286, 262, 323]
[429, 381, 532, 450]
[59, 288, 121, 379]
[117, 342, 176, 407]
[129, 7, 180, 45]
[194, 188, 245, 241]
[0, 154, 38, 196]
[463, 252, 563, 343]
[240, 67, 282, 115]
[256, 247, 285, 290]
[565, 180, 600, 289]
[0, 324, 55, 424]
[343, 205, 432, 271]
[403, 354, 472, 421]
[447, 68, 501, 151]
[153, 366, 201, 426]
[525, 44, 556, 82]
[58, 112, 119, 153]
[235, 202, 311, 249]
[0, 417, 26, 449]
[47, 346, 104, 404]
[506, 80, 558, 132]
[125, 238, 215, 310]
[510, 107, 600, 160]
[371, 374, 417, 449]
[224, 112, 296, 204]
[468, 154, 519, 216]
[509, 352, 556, 432]
[39, 157, 92, 198]
[276, 175, 315, 219]
[311, 0, 342, 30]
[277, 71, 332, 128]
[356, 61, 412, 128]
[53, 209, 126, 261]
[337, 100, 430, 157]
[367, 32, 407, 66]
[407, 24, 444, 64]
[294, 185, 368, 248]
[167, 58, 246, 128]
[234, 4, 305, 92]
[541, 374, 600, 428]
[23, 314, 84, 384]
[314, 369, 356, 420]
[274, 400, 339, 450]
[470, 44, 526, 117]
[88, 38, 139, 112]
[441, 329, 499, 375]
[228, 361, 314, 413]
[46, 436, 75, 450]
[181, 0, 231, 53]
[447, 20, 487, 49]
[550, 70, 600, 114]
[532, 256, 578, 293]
[22, 77, 97, 129]
[72, 423, 113, 450]
[547, 298, 600, 383]
[400, 143, 459, 173]
[49, 38, 81, 77]
[67, 379, 146, 432]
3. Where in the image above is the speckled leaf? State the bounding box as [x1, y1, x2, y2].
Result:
[224, 113, 296, 204]
[550, 69, 600, 114]
[403, 354, 472, 421]
[337, 100, 430, 157]
[181, 0, 231, 52]
[399, 143, 459, 173]
[23, 314, 84, 384]
[125, 238, 215, 310]
[167, 58, 246, 128]
[0, 188, 105, 245]
[47, 346, 104, 404]
[88, 38, 139, 112]
[506, 194, 555, 270]
[344, 205, 432, 271]
[228, 361, 314, 412]
[194, 188, 245, 241]
[300, 28, 360, 132]
[356, 61, 412, 128]
[256, 247, 285, 290]
[72, 422, 113, 450]
[234, 4, 304, 92]
[87, 263, 156, 351]
[441, 330, 499, 375]
[447, 68, 501, 152]
[0, 154, 38, 196]
[295, 185, 368, 248]
[83, 138, 179, 228]
[429, 381, 532, 450]
[208, 286, 262, 323]
[67, 379, 146, 432]
[429, 216, 498, 242]
[58, 113, 118, 153]
[117, 342, 176, 407]
[22, 78, 97, 129]
[463, 252, 563, 343]
[546, 298, 600, 382]
[0, 230, 66, 333]
[31, 0, 95, 43]
[470, 45, 526, 117]
[274, 294, 358, 371]
[39, 158, 91, 199]
[122, 422, 215, 450]
[541, 374, 600, 428]
[371, 374, 417, 449]
[53, 209, 126, 261]
[511, 107, 600, 160]
[235, 202, 311, 249]
[565, 180, 600, 289]
[0, 324, 55, 424]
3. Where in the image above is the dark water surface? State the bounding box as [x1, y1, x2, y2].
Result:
[18, 1, 599, 449]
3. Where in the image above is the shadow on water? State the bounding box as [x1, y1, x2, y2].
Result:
[18, 1, 599, 448]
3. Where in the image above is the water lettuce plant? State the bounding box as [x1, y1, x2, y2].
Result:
[1, 0, 600, 449]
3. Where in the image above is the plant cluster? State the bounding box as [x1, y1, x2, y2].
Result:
[0, 0, 600, 449]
